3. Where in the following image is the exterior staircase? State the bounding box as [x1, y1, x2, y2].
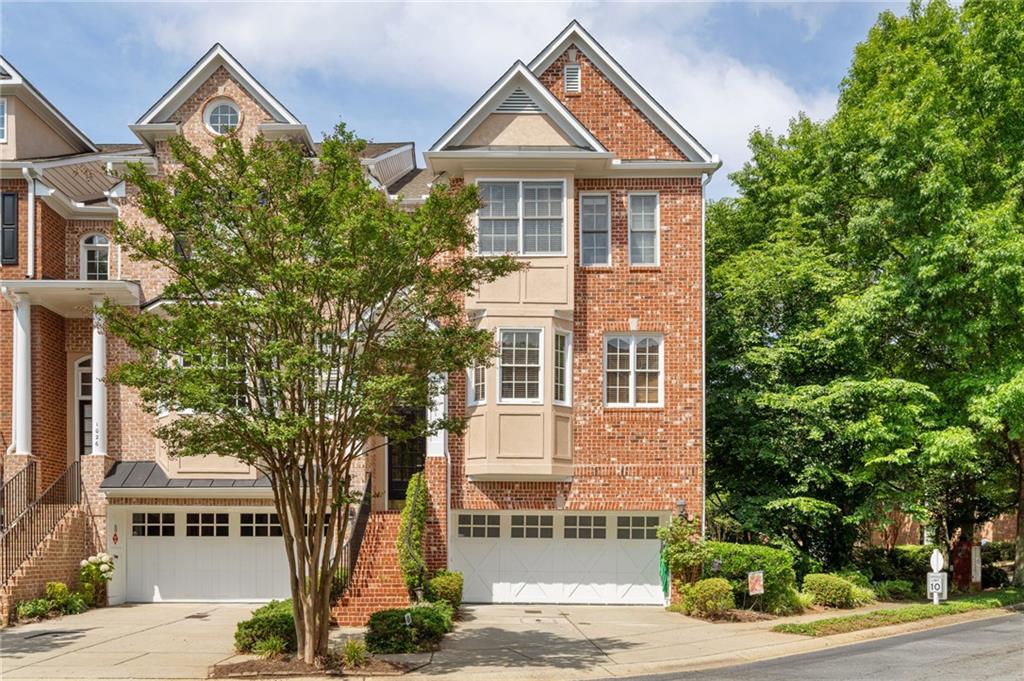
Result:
[332, 511, 411, 626]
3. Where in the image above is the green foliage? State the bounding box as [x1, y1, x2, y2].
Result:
[803, 574, 855, 608]
[704, 542, 799, 613]
[45, 582, 71, 608]
[680, 578, 735, 618]
[874, 579, 916, 601]
[79, 553, 114, 607]
[426, 570, 463, 610]
[982, 541, 1015, 565]
[849, 584, 877, 607]
[16, 598, 53, 621]
[658, 516, 708, 585]
[365, 602, 452, 654]
[104, 124, 521, 662]
[774, 588, 1024, 636]
[252, 636, 288, 660]
[836, 569, 871, 588]
[852, 545, 937, 589]
[982, 566, 1010, 588]
[396, 472, 429, 592]
[705, 0, 1024, 573]
[342, 639, 368, 668]
[234, 600, 296, 654]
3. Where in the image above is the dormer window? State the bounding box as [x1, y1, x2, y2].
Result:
[81, 234, 109, 280]
[203, 98, 240, 135]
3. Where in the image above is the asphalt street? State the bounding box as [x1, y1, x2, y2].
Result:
[612, 612, 1024, 681]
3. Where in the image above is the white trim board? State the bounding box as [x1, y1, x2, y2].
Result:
[528, 21, 717, 165]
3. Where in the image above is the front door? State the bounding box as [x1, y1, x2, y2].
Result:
[76, 358, 92, 458]
[387, 410, 426, 509]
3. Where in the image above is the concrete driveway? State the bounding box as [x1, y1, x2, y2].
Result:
[0, 602, 257, 680]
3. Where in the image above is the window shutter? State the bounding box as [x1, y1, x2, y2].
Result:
[1, 192, 17, 265]
[564, 63, 581, 94]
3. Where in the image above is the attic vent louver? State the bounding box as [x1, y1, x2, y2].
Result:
[564, 63, 581, 94]
[496, 87, 543, 114]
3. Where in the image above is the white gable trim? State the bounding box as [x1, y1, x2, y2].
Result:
[528, 21, 716, 164]
[429, 61, 606, 153]
[136, 43, 300, 126]
[0, 56, 97, 153]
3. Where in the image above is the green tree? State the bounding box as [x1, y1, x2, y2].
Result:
[707, 0, 1023, 574]
[104, 127, 518, 663]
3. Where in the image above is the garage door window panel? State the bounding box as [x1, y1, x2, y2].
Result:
[186, 512, 229, 537]
[564, 515, 607, 539]
[511, 515, 553, 539]
[132, 512, 175, 537]
[617, 516, 660, 539]
[458, 513, 500, 538]
[241, 512, 283, 537]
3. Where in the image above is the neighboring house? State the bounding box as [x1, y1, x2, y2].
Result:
[0, 21, 720, 624]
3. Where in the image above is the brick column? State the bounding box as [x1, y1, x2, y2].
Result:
[80, 454, 114, 555]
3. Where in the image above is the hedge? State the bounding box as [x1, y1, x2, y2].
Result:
[234, 600, 296, 653]
[803, 574, 854, 608]
[396, 473, 429, 592]
[851, 545, 939, 588]
[679, 578, 735, 618]
[703, 542, 799, 614]
[427, 570, 464, 611]
[365, 601, 452, 654]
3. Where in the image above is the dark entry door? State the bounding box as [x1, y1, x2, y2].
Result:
[387, 410, 426, 507]
[79, 401, 93, 458]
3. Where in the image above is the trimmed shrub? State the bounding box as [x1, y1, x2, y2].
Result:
[982, 565, 1010, 588]
[234, 600, 296, 654]
[45, 582, 72, 609]
[704, 541, 799, 614]
[681, 578, 734, 618]
[16, 582, 90, 621]
[365, 602, 452, 654]
[396, 472, 429, 593]
[982, 541, 1015, 565]
[849, 584, 876, 607]
[875, 579, 915, 601]
[426, 570, 463, 611]
[16, 598, 53, 621]
[803, 574, 854, 608]
[837, 569, 871, 588]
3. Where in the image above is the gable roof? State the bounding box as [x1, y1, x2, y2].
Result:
[429, 61, 606, 153]
[0, 55, 97, 153]
[136, 43, 300, 125]
[528, 21, 714, 164]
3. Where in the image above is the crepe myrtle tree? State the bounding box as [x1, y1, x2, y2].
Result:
[103, 126, 519, 664]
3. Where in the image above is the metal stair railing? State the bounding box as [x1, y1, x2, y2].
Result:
[0, 460, 38, 536]
[334, 474, 372, 599]
[0, 460, 81, 585]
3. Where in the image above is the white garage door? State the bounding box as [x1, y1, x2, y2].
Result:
[114, 507, 291, 602]
[450, 512, 666, 605]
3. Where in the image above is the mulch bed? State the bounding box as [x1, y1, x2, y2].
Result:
[708, 608, 778, 623]
[211, 656, 411, 678]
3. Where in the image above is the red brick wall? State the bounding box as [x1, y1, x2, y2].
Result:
[538, 46, 688, 161]
[38, 202, 65, 280]
[31, 306, 67, 487]
[0, 179, 31, 279]
[66, 220, 113, 279]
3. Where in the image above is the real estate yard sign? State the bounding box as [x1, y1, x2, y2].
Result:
[747, 570, 765, 596]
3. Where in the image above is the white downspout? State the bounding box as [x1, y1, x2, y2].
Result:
[3, 286, 17, 455]
[20, 168, 35, 279]
[700, 171, 711, 537]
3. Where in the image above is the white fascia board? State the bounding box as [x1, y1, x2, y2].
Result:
[0, 56, 98, 153]
[359, 143, 414, 165]
[103, 487, 273, 499]
[424, 149, 614, 161]
[136, 44, 300, 126]
[37, 185, 116, 220]
[257, 122, 316, 150]
[429, 61, 606, 153]
[129, 123, 182, 149]
[528, 21, 715, 164]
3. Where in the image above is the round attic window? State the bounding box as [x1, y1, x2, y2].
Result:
[203, 98, 240, 135]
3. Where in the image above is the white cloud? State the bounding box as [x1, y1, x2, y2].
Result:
[123, 1, 837, 197]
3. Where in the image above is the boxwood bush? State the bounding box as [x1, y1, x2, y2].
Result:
[426, 570, 464, 611]
[803, 574, 854, 608]
[234, 600, 296, 654]
[365, 601, 453, 654]
[703, 542, 799, 614]
[680, 578, 735, 618]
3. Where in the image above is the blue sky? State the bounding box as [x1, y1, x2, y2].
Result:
[1, 1, 905, 198]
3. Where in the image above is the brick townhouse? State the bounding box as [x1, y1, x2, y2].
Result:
[0, 21, 721, 624]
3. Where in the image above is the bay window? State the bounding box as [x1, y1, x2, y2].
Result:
[554, 332, 571, 405]
[478, 180, 565, 255]
[499, 329, 542, 402]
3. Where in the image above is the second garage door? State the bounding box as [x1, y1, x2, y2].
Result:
[450, 512, 666, 605]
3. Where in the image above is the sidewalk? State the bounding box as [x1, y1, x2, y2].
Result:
[392, 602, 1018, 680]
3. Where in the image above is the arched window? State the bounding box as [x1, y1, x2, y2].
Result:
[81, 234, 109, 280]
[76, 357, 93, 458]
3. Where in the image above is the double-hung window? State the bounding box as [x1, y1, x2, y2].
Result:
[81, 234, 110, 280]
[580, 193, 610, 266]
[478, 180, 564, 255]
[498, 329, 541, 402]
[553, 332, 571, 405]
[468, 363, 486, 406]
[604, 334, 663, 407]
[628, 193, 659, 265]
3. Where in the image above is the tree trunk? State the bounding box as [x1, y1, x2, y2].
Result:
[1014, 441, 1024, 587]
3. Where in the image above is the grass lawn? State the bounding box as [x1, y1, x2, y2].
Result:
[772, 588, 1024, 637]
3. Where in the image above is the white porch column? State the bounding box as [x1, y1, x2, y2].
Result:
[91, 299, 108, 457]
[13, 295, 31, 455]
[426, 372, 447, 457]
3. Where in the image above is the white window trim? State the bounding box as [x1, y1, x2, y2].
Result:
[553, 331, 572, 406]
[467, 363, 487, 407]
[603, 333, 664, 408]
[627, 192, 660, 267]
[476, 178, 567, 257]
[202, 97, 241, 136]
[578, 191, 612, 267]
[79, 233, 110, 280]
[0, 97, 7, 143]
[496, 326, 544, 405]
